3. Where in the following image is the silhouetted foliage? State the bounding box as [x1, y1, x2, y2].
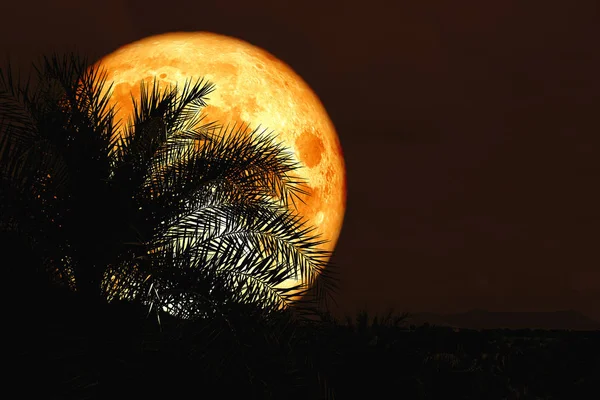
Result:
[0, 52, 337, 318]
[1, 52, 338, 399]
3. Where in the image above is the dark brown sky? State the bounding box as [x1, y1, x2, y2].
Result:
[2, 0, 599, 319]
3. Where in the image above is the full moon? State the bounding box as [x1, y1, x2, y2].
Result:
[93, 31, 346, 292]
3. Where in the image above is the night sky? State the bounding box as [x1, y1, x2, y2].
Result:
[2, 0, 599, 320]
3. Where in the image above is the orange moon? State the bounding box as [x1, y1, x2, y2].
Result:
[93, 32, 346, 290]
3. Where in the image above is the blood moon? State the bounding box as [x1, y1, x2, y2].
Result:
[93, 31, 346, 290]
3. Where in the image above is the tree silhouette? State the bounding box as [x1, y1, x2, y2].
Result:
[0, 52, 337, 321]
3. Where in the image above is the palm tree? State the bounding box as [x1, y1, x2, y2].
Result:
[1, 52, 341, 398]
[0, 52, 337, 321]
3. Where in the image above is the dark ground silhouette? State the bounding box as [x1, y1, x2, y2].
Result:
[6, 284, 600, 399]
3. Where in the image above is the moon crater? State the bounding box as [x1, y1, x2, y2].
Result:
[295, 131, 324, 168]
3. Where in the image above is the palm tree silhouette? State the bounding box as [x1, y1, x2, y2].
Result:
[0, 52, 337, 322]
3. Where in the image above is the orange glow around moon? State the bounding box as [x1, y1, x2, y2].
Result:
[93, 31, 346, 292]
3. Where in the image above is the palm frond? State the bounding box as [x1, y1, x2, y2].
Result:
[140, 123, 307, 221]
[76, 62, 122, 152]
[32, 52, 116, 156]
[0, 92, 37, 145]
[132, 199, 333, 319]
[156, 203, 328, 274]
[194, 123, 308, 209]
[0, 57, 35, 128]
[113, 76, 216, 174]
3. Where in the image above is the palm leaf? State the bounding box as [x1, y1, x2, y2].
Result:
[113, 76, 215, 172]
[141, 123, 307, 220]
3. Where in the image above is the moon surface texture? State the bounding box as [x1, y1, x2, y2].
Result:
[94, 32, 346, 293]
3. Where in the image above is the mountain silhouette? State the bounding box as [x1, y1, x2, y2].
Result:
[407, 309, 600, 331]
